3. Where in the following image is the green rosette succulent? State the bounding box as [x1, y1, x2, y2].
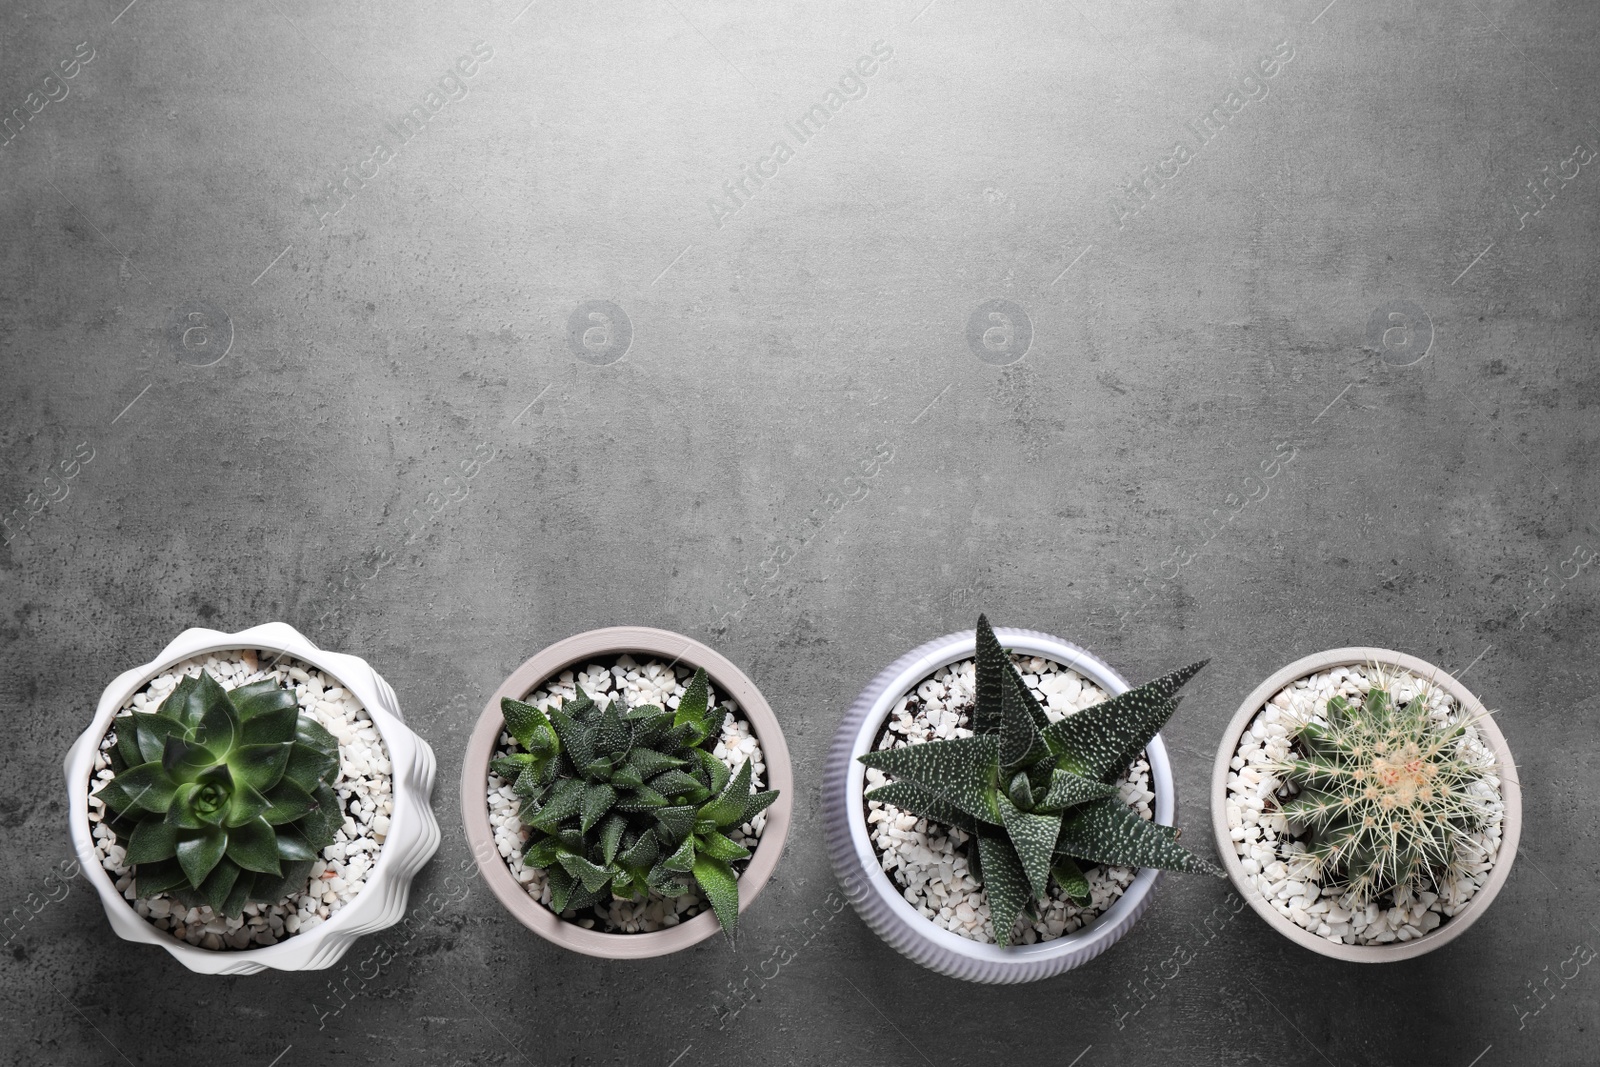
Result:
[859, 615, 1212, 946]
[495, 667, 778, 940]
[97, 669, 343, 918]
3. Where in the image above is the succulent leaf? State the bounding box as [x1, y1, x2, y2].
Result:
[696, 830, 751, 863]
[975, 830, 1031, 948]
[973, 614, 1009, 734]
[691, 854, 741, 938]
[1041, 661, 1207, 781]
[858, 735, 1001, 824]
[1050, 855, 1092, 906]
[1055, 798, 1210, 873]
[673, 668, 711, 732]
[1033, 768, 1118, 813]
[125, 818, 178, 864]
[226, 816, 284, 875]
[997, 795, 1062, 900]
[176, 828, 227, 887]
[862, 780, 980, 833]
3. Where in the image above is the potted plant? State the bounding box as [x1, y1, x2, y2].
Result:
[462, 626, 792, 957]
[64, 623, 441, 975]
[822, 615, 1212, 984]
[1211, 647, 1521, 960]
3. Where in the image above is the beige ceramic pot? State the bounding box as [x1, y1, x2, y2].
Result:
[1212, 647, 1521, 961]
[461, 627, 793, 958]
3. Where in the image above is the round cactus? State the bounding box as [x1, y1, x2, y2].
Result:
[1270, 669, 1495, 904]
[97, 669, 344, 918]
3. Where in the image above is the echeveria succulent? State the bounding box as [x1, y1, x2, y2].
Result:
[859, 615, 1211, 946]
[1270, 671, 1493, 904]
[495, 667, 778, 939]
[97, 670, 343, 918]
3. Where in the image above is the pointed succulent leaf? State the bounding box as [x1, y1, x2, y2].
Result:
[645, 864, 690, 898]
[997, 794, 1062, 900]
[491, 753, 533, 781]
[258, 779, 318, 826]
[556, 852, 614, 892]
[737, 789, 780, 828]
[696, 830, 750, 863]
[105, 762, 179, 814]
[221, 869, 257, 918]
[691, 747, 732, 795]
[1050, 855, 1092, 906]
[298, 783, 343, 849]
[274, 825, 319, 863]
[225, 782, 273, 827]
[197, 856, 242, 914]
[176, 828, 228, 887]
[501, 698, 555, 751]
[125, 818, 179, 864]
[973, 614, 1009, 734]
[599, 814, 627, 865]
[116, 715, 147, 769]
[614, 786, 670, 813]
[226, 816, 284, 875]
[230, 679, 297, 720]
[999, 669, 1050, 772]
[230, 742, 294, 792]
[654, 805, 697, 845]
[664, 719, 710, 750]
[240, 703, 299, 746]
[975, 830, 1031, 948]
[673, 668, 711, 731]
[857, 734, 1001, 823]
[189, 681, 240, 758]
[546, 704, 596, 771]
[692, 854, 741, 938]
[580, 783, 616, 832]
[609, 764, 645, 790]
[697, 758, 753, 826]
[523, 836, 563, 868]
[293, 715, 340, 758]
[547, 864, 577, 912]
[1007, 771, 1034, 811]
[863, 780, 980, 833]
[134, 858, 191, 896]
[662, 834, 697, 873]
[1055, 798, 1212, 873]
[617, 829, 660, 871]
[626, 747, 686, 778]
[565, 880, 610, 914]
[1042, 661, 1207, 781]
[156, 674, 205, 730]
[626, 706, 672, 747]
[651, 769, 709, 801]
[594, 696, 630, 758]
[133, 713, 187, 765]
[527, 777, 585, 832]
[1033, 768, 1119, 814]
[281, 736, 340, 793]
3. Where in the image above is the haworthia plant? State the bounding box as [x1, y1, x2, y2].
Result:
[495, 667, 778, 940]
[860, 615, 1212, 946]
[1269, 671, 1493, 905]
[97, 670, 344, 918]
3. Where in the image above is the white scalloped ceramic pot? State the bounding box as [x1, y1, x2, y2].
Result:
[64, 623, 442, 975]
[462, 626, 794, 959]
[1211, 647, 1521, 962]
[822, 627, 1177, 984]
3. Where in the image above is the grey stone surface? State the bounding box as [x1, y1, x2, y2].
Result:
[2, 0, 1596, 1064]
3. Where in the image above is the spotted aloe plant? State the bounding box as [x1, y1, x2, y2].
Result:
[495, 667, 777, 939]
[97, 670, 343, 918]
[859, 615, 1212, 946]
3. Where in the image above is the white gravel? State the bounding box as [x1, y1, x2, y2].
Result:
[864, 655, 1155, 946]
[1225, 663, 1504, 946]
[487, 655, 769, 934]
[88, 649, 392, 951]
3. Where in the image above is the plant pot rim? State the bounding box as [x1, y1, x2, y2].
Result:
[1210, 646, 1522, 962]
[63, 622, 441, 975]
[824, 626, 1178, 984]
[461, 626, 794, 959]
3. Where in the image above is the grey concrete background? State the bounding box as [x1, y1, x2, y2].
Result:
[2, 0, 1596, 1063]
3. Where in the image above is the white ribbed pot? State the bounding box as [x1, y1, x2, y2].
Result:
[64, 623, 442, 975]
[823, 627, 1177, 984]
[1212, 647, 1521, 962]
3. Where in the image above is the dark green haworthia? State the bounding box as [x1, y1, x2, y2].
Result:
[860, 614, 1212, 946]
[498, 667, 778, 940]
[97, 671, 342, 918]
